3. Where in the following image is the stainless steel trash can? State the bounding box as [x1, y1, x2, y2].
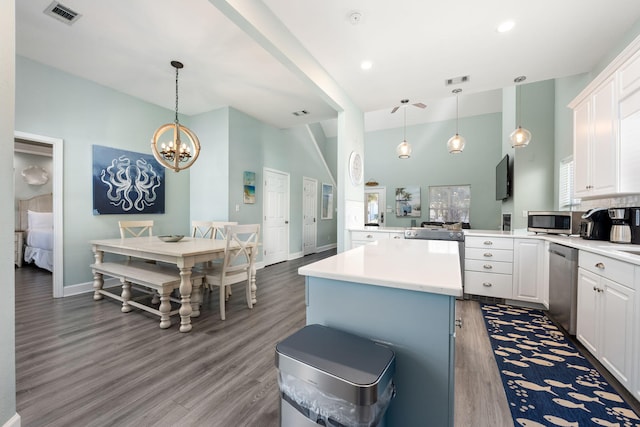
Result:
[275, 324, 395, 427]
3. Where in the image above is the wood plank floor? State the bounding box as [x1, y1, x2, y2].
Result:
[15, 253, 634, 427]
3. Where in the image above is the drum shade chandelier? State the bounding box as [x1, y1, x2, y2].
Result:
[447, 89, 466, 153]
[151, 61, 201, 172]
[510, 75, 532, 148]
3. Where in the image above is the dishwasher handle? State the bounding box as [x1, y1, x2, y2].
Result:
[549, 249, 567, 258]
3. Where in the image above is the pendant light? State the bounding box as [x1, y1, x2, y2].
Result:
[396, 99, 411, 159]
[447, 89, 466, 153]
[510, 75, 532, 148]
[151, 61, 201, 172]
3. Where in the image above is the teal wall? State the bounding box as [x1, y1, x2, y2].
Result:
[227, 109, 338, 254]
[14, 58, 338, 287]
[15, 56, 192, 286]
[361, 112, 503, 229]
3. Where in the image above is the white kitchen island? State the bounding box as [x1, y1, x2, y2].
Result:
[298, 239, 462, 427]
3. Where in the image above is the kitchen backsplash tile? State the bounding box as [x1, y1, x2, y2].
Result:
[578, 194, 640, 210]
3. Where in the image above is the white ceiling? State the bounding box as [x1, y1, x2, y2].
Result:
[15, 0, 640, 135]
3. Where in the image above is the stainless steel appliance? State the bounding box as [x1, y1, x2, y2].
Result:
[404, 227, 465, 292]
[629, 207, 640, 244]
[579, 208, 612, 240]
[527, 211, 583, 235]
[548, 243, 578, 335]
[609, 208, 632, 243]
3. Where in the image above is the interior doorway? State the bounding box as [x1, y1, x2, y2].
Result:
[14, 131, 63, 298]
[364, 187, 386, 226]
[263, 167, 290, 266]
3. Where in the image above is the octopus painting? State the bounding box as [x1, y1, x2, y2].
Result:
[92, 145, 165, 215]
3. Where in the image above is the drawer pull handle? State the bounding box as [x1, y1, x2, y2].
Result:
[482, 282, 493, 287]
[483, 253, 493, 257]
[366, 235, 373, 238]
[483, 241, 493, 245]
[393, 235, 401, 239]
[483, 264, 493, 269]
[595, 262, 605, 269]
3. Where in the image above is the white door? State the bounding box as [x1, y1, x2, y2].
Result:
[263, 168, 289, 266]
[302, 177, 317, 255]
[364, 187, 386, 226]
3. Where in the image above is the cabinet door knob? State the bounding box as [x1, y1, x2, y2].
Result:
[483, 252, 493, 257]
[483, 241, 493, 245]
[483, 264, 493, 269]
[482, 282, 493, 287]
[593, 286, 597, 292]
[595, 262, 605, 269]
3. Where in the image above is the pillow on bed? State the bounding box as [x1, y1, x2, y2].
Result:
[27, 210, 53, 229]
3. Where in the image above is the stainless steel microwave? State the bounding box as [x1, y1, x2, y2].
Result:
[527, 211, 584, 235]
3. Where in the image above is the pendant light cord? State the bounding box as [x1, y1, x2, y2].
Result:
[403, 107, 406, 140]
[175, 66, 180, 124]
[455, 95, 459, 134]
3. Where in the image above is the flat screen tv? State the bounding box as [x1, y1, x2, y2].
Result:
[496, 154, 510, 200]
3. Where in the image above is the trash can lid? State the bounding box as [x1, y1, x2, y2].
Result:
[276, 324, 395, 386]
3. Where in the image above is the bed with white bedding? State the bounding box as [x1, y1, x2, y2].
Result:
[18, 193, 53, 272]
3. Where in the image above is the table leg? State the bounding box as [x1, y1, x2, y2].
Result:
[190, 276, 203, 318]
[178, 267, 193, 332]
[92, 250, 104, 301]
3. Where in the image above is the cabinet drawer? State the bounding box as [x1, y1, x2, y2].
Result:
[465, 247, 513, 262]
[465, 271, 513, 299]
[351, 231, 389, 241]
[465, 259, 512, 275]
[465, 236, 513, 250]
[579, 251, 635, 288]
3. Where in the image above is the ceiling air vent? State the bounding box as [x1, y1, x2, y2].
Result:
[44, 1, 82, 25]
[445, 75, 470, 86]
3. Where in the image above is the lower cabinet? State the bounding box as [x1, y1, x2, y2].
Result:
[464, 236, 513, 299]
[576, 252, 635, 392]
[350, 230, 404, 249]
[512, 239, 548, 306]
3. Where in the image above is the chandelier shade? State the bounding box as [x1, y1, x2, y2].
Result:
[397, 100, 411, 158]
[151, 61, 201, 172]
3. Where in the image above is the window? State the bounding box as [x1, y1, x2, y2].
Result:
[429, 185, 471, 223]
[559, 157, 576, 210]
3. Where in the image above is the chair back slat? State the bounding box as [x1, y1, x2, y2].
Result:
[119, 220, 154, 238]
[191, 221, 215, 239]
[222, 224, 260, 275]
[211, 221, 238, 240]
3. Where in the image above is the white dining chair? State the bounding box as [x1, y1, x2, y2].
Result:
[119, 220, 154, 238]
[191, 221, 216, 239]
[204, 224, 260, 320]
[210, 221, 238, 240]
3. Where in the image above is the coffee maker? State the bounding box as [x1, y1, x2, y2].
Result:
[580, 208, 612, 240]
[608, 208, 632, 243]
[629, 207, 640, 244]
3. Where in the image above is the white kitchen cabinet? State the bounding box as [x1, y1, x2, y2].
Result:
[350, 229, 403, 249]
[512, 239, 547, 306]
[573, 78, 618, 198]
[464, 236, 513, 299]
[576, 251, 635, 391]
[634, 266, 640, 403]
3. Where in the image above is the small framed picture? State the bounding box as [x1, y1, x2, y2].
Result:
[243, 171, 256, 204]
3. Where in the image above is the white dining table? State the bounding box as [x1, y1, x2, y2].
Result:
[90, 236, 258, 332]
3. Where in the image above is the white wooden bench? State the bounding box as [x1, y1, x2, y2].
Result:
[90, 261, 204, 329]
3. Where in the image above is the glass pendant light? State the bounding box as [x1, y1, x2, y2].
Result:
[510, 76, 532, 148]
[396, 101, 412, 158]
[447, 88, 466, 153]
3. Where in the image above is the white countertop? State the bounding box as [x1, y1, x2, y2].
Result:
[299, 239, 463, 297]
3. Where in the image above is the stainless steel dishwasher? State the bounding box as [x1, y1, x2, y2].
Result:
[548, 243, 579, 335]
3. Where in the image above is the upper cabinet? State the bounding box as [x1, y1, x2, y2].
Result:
[573, 78, 617, 198]
[570, 36, 640, 199]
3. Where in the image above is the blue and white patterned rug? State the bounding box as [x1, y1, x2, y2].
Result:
[481, 303, 640, 427]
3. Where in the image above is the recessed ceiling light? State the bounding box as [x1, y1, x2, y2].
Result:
[497, 20, 515, 33]
[360, 60, 373, 70]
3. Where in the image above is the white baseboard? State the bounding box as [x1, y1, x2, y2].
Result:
[3, 413, 21, 427]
